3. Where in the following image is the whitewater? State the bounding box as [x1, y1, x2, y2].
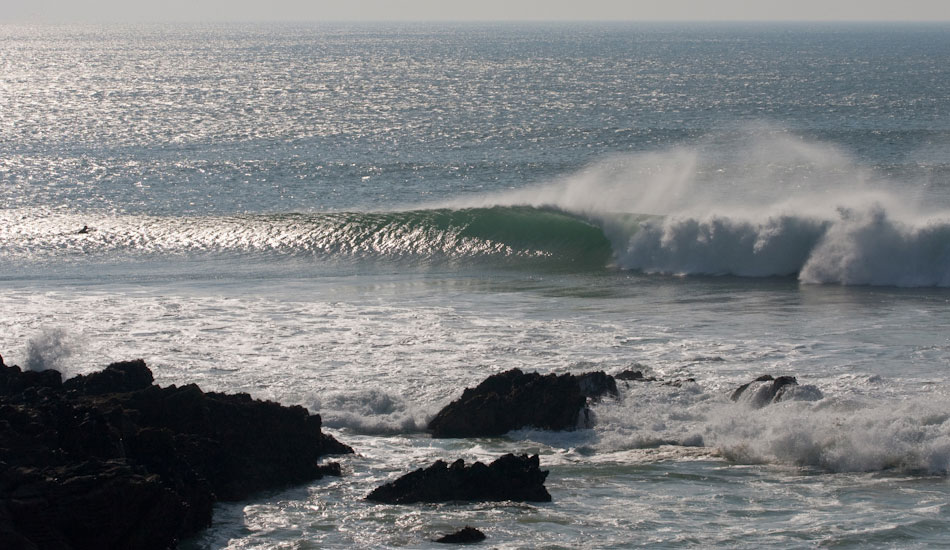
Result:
[3, 22, 950, 548]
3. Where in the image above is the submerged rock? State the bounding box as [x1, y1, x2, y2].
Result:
[613, 369, 695, 387]
[730, 375, 823, 407]
[614, 369, 655, 382]
[427, 368, 617, 438]
[435, 526, 487, 544]
[366, 453, 551, 504]
[0, 358, 353, 550]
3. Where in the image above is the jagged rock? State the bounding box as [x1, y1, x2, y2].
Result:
[0, 358, 352, 550]
[427, 369, 616, 438]
[0, 363, 62, 397]
[1, 461, 187, 550]
[62, 359, 154, 395]
[435, 526, 486, 544]
[730, 375, 822, 407]
[366, 453, 551, 504]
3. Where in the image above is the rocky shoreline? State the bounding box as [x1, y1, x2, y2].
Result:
[0, 356, 352, 550]
[1, 352, 822, 548]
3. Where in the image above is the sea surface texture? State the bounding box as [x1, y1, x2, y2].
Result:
[3, 23, 950, 548]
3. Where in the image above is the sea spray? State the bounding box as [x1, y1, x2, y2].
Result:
[306, 388, 431, 435]
[25, 327, 76, 375]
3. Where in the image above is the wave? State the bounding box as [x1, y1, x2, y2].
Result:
[5, 201, 950, 286]
[586, 378, 950, 475]
[5, 132, 950, 286]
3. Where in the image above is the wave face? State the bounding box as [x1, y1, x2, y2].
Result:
[0, 206, 613, 270]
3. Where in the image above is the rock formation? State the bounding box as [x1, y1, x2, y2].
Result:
[435, 526, 486, 544]
[366, 453, 551, 504]
[427, 369, 617, 438]
[0, 358, 352, 550]
[730, 374, 823, 407]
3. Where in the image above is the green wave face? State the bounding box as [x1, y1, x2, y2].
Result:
[299, 206, 615, 269]
[0, 206, 617, 272]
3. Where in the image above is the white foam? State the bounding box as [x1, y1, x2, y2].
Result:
[708, 398, 950, 474]
[306, 389, 431, 435]
[800, 205, 950, 286]
[576, 376, 950, 475]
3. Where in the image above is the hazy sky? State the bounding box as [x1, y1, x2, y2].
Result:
[5, 0, 950, 23]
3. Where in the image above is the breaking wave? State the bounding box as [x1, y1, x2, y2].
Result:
[615, 206, 950, 286]
[443, 131, 950, 287]
[4, 133, 950, 286]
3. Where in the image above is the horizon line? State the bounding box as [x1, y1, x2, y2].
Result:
[4, 18, 950, 25]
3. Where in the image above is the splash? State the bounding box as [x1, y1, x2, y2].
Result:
[306, 389, 430, 435]
[25, 327, 76, 375]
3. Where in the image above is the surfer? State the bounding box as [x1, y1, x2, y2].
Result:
[77, 225, 91, 234]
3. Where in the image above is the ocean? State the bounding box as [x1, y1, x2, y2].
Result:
[2, 22, 950, 548]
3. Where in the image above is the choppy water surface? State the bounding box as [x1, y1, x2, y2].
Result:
[2, 22, 950, 548]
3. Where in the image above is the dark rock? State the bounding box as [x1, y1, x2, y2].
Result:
[0, 358, 353, 549]
[316, 461, 343, 477]
[62, 359, 154, 395]
[730, 375, 816, 407]
[435, 526, 486, 544]
[577, 371, 618, 400]
[1, 364, 62, 397]
[427, 369, 616, 438]
[366, 453, 551, 504]
[614, 369, 662, 383]
[1, 461, 187, 550]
